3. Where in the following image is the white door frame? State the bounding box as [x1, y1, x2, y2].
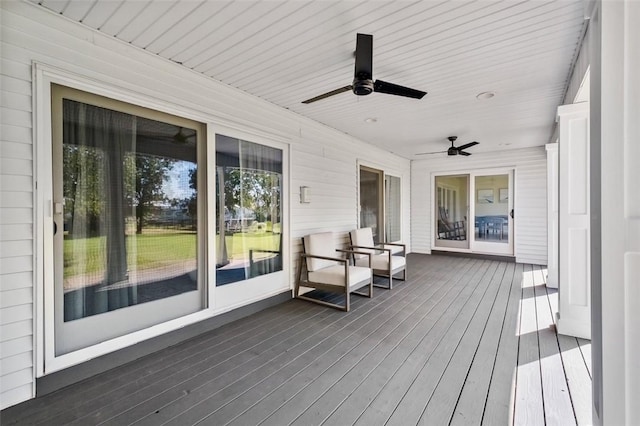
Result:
[431, 167, 515, 256]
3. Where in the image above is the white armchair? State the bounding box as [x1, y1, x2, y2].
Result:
[349, 227, 406, 289]
[295, 232, 373, 311]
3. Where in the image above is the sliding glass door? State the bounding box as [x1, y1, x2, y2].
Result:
[52, 85, 206, 355]
[359, 166, 402, 244]
[359, 166, 384, 244]
[433, 169, 514, 256]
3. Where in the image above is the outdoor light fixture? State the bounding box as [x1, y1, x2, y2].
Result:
[300, 186, 311, 203]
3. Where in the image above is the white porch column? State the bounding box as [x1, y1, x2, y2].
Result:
[556, 102, 590, 339]
[593, 1, 640, 424]
[545, 143, 559, 288]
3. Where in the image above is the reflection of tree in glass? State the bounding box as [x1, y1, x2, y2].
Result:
[125, 154, 174, 234]
[223, 169, 281, 223]
[64, 146, 174, 236]
[63, 145, 105, 237]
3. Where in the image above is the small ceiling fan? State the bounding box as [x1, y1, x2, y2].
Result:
[301, 33, 427, 104]
[416, 136, 479, 156]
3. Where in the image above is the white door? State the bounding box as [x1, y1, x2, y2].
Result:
[470, 170, 514, 255]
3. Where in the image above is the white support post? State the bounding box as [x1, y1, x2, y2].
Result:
[556, 102, 590, 339]
[545, 143, 559, 288]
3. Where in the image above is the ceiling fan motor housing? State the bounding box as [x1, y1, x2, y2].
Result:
[353, 77, 374, 95]
[447, 147, 458, 156]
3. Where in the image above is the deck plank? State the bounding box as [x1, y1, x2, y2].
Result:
[169, 254, 455, 425]
[481, 262, 524, 426]
[577, 338, 592, 378]
[350, 260, 496, 426]
[416, 261, 512, 425]
[280, 258, 483, 426]
[385, 261, 506, 425]
[0, 255, 593, 426]
[219, 255, 464, 426]
[123, 256, 442, 425]
[57, 301, 337, 425]
[533, 265, 576, 426]
[448, 262, 516, 426]
[557, 333, 593, 426]
[3, 300, 318, 425]
[513, 263, 545, 426]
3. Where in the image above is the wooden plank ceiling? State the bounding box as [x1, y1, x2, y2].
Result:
[31, 0, 586, 158]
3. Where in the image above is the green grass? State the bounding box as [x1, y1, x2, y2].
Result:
[63, 231, 280, 278]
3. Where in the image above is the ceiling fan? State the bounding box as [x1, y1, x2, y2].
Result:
[416, 136, 479, 156]
[301, 33, 427, 104]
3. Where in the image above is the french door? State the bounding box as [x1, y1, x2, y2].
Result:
[471, 170, 514, 255]
[433, 169, 514, 256]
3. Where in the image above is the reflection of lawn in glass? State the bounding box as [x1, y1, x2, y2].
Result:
[64, 232, 197, 280]
[217, 232, 281, 262]
[63, 231, 281, 279]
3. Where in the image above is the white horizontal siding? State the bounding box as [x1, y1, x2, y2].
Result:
[0, 1, 411, 408]
[411, 146, 547, 265]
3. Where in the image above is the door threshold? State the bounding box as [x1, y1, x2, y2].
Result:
[431, 250, 516, 263]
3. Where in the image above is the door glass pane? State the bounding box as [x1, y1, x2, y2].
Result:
[474, 174, 509, 243]
[61, 99, 200, 322]
[385, 175, 401, 242]
[215, 135, 283, 286]
[435, 175, 469, 248]
[360, 167, 383, 243]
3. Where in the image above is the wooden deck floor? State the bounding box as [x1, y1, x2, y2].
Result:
[1, 254, 592, 426]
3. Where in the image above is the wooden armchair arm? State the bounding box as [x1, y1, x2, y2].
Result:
[300, 253, 347, 264]
[336, 249, 372, 267]
[349, 244, 391, 253]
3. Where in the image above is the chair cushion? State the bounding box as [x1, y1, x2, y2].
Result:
[308, 265, 371, 289]
[355, 253, 406, 271]
[350, 228, 376, 259]
[304, 232, 338, 271]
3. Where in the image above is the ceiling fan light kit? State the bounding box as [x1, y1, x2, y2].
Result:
[302, 33, 427, 104]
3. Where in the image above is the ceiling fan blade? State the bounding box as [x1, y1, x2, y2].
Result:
[456, 141, 479, 151]
[301, 85, 352, 104]
[374, 80, 427, 99]
[458, 150, 472, 156]
[354, 33, 373, 79]
[415, 150, 447, 155]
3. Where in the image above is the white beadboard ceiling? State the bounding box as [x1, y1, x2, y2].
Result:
[30, 0, 587, 158]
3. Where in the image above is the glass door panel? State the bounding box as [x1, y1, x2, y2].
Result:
[360, 166, 384, 244]
[52, 85, 206, 355]
[471, 172, 513, 255]
[385, 175, 401, 242]
[434, 175, 469, 249]
[214, 135, 283, 286]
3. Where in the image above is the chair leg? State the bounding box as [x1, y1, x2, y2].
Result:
[345, 288, 350, 312]
[294, 256, 304, 298]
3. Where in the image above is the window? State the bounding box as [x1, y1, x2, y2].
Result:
[385, 175, 402, 242]
[215, 135, 283, 285]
